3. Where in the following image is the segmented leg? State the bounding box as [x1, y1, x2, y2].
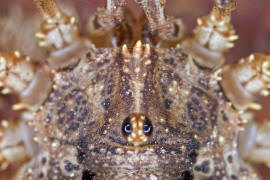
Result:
[33, 0, 93, 69]
[87, 0, 126, 36]
[33, 0, 79, 50]
[0, 52, 53, 111]
[0, 118, 37, 179]
[0, 52, 52, 179]
[221, 53, 270, 168]
[182, 0, 237, 69]
[221, 53, 270, 111]
[138, 0, 186, 42]
[86, 0, 138, 48]
[239, 117, 270, 168]
[88, 8, 136, 48]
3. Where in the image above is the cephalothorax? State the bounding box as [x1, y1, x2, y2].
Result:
[0, 0, 270, 179]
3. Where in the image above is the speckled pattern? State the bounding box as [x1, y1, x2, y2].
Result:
[23, 45, 252, 179]
[1, 0, 270, 180]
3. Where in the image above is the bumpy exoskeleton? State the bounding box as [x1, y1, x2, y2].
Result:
[0, 0, 270, 180]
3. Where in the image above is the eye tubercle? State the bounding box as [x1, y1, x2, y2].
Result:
[121, 113, 153, 145]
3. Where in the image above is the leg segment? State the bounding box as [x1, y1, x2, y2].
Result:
[182, 0, 237, 69]
[33, 0, 79, 50]
[0, 51, 51, 177]
[33, 0, 93, 69]
[220, 53, 270, 111]
[245, 120, 270, 167]
[0, 119, 37, 176]
[86, 0, 138, 48]
[221, 53, 270, 174]
[138, 0, 186, 42]
[239, 115, 270, 168]
[87, 0, 126, 36]
[0, 52, 53, 111]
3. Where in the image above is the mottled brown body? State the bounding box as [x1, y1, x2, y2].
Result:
[25, 46, 247, 179]
[1, 0, 270, 180]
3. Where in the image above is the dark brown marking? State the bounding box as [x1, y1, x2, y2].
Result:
[164, 98, 173, 109]
[93, 16, 101, 29]
[102, 98, 111, 110]
[194, 160, 210, 174]
[228, 155, 233, 163]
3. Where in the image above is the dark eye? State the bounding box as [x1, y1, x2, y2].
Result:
[143, 119, 153, 136]
[122, 118, 132, 135]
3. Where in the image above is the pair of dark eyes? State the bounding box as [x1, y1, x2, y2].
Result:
[122, 118, 153, 136]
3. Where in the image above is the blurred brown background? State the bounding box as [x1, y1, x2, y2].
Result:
[0, 0, 270, 179]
